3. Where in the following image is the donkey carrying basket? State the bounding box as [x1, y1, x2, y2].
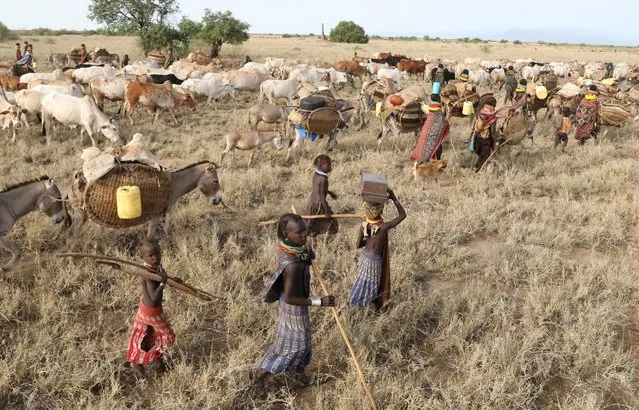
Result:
[303, 107, 341, 135]
[83, 163, 172, 229]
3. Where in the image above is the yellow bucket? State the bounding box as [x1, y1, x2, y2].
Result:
[602, 78, 615, 87]
[462, 101, 474, 116]
[375, 102, 382, 117]
[420, 103, 429, 114]
[33, 61, 38, 69]
[577, 76, 584, 84]
[116, 186, 142, 219]
[535, 85, 548, 100]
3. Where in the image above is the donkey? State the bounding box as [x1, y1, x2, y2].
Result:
[0, 177, 67, 270]
[66, 161, 223, 239]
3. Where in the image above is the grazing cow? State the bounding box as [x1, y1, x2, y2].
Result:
[220, 130, 284, 167]
[27, 78, 74, 89]
[335, 60, 368, 84]
[31, 83, 85, 98]
[248, 103, 296, 131]
[377, 68, 408, 83]
[124, 81, 196, 125]
[149, 73, 185, 85]
[72, 66, 119, 84]
[522, 65, 542, 82]
[20, 69, 66, 84]
[359, 61, 389, 75]
[0, 90, 28, 141]
[202, 72, 223, 82]
[0, 76, 19, 91]
[288, 67, 329, 84]
[468, 70, 490, 88]
[89, 75, 148, 111]
[548, 62, 570, 77]
[222, 70, 266, 91]
[240, 62, 269, 76]
[14, 89, 47, 122]
[41, 94, 119, 146]
[613, 63, 631, 81]
[179, 78, 236, 109]
[47, 53, 68, 68]
[370, 56, 405, 67]
[397, 59, 427, 79]
[259, 79, 300, 105]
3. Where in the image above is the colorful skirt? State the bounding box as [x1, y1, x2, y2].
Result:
[259, 299, 312, 374]
[350, 251, 383, 307]
[126, 302, 175, 365]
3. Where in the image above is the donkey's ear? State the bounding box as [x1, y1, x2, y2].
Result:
[206, 163, 218, 171]
[45, 178, 55, 188]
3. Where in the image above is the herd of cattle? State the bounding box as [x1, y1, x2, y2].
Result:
[1, 50, 638, 159]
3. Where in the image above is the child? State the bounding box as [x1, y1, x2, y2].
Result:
[554, 107, 571, 152]
[79, 43, 88, 64]
[121, 239, 175, 378]
[504, 66, 517, 104]
[513, 79, 528, 114]
[254, 214, 335, 385]
[304, 155, 338, 236]
[471, 104, 499, 173]
[122, 54, 130, 67]
[15, 43, 22, 62]
[350, 189, 406, 312]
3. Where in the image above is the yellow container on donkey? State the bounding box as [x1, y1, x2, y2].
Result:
[420, 103, 429, 114]
[535, 85, 548, 100]
[375, 102, 382, 117]
[462, 101, 474, 116]
[116, 186, 142, 219]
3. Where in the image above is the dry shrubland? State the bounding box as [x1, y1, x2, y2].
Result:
[1, 36, 639, 409]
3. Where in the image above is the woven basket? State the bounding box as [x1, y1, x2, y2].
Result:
[147, 53, 166, 64]
[397, 102, 426, 130]
[590, 69, 607, 81]
[83, 164, 172, 229]
[627, 85, 639, 103]
[304, 107, 340, 135]
[502, 114, 527, 138]
[542, 74, 558, 90]
[599, 103, 630, 126]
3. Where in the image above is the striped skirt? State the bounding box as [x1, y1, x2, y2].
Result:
[350, 251, 383, 307]
[259, 299, 312, 374]
[125, 302, 175, 365]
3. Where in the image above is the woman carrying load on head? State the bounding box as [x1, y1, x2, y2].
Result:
[470, 104, 499, 173]
[410, 92, 450, 165]
[575, 85, 600, 145]
[513, 79, 528, 114]
[504, 66, 518, 104]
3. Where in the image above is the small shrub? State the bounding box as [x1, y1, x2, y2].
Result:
[513, 40, 522, 45]
[329, 21, 369, 44]
[500, 39, 508, 43]
[0, 22, 17, 41]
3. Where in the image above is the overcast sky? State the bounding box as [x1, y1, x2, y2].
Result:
[3, 0, 637, 45]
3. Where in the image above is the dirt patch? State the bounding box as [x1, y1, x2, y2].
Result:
[466, 235, 506, 261]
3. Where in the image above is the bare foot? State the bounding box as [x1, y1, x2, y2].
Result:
[250, 368, 269, 387]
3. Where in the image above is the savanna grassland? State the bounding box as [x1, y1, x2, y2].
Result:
[2, 35, 639, 409]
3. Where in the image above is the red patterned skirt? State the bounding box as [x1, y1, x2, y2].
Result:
[125, 302, 175, 365]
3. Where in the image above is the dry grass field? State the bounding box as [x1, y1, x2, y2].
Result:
[1, 35, 639, 409]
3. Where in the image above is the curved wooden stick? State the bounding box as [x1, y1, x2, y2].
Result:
[257, 213, 362, 227]
[310, 261, 378, 410]
[56, 253, 221, 301]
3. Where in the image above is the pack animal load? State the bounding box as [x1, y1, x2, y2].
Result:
[379, 85, 428, 130]
[360, 78, 401, 109]
[67, 48, 83, 65]
[147, 52, 167, 64]
[440, 83, 479, 117]
[627, 85, 639, 103]
[599, 101, 632, 126]
[288, 96, 340, 135]
[71, 134, 171, 229]
[495, 107, 528, 144]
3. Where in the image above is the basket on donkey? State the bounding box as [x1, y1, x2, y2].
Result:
[81, 163, 172, 229]
[302, 107, 341, 135]
[497, 111, 528, 145]
[599, 102, 632, 127]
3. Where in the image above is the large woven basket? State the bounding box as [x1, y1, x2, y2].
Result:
[627, 85, 639, 103]
[502, 114, 527, 139]
[397, 102, 426, 131]
[542, 74, 558, 90]
[304, 107, 340, 135]
[590, 69, 607, 81]
[599, 103, 631, 126]
[83, 163, 172, 229]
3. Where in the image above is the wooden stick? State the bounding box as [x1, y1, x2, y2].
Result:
[310, 262, 378, 410]
[477, 137, 513, 174]
[257, 213, 362, 227]
[56, 253, 221, 301]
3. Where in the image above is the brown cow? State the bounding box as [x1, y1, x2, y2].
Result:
[335, 60, 368, 87]
[0, 76, 20, 91]
[124, 80, 196, 126]
[397, 59, 427, 79]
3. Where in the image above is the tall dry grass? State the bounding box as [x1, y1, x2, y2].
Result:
[1, 36, 639, 409]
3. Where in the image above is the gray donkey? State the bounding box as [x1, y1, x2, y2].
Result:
[0, 176, 68, 270]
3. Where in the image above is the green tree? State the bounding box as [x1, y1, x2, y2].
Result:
[329, 21, 368, 44]
[199, 10, 250, 57]
[0, 22, 17, 41]
[88, 0, 179, 34]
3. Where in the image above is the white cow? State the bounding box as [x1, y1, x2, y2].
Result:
[72, 66, 120, 84]
[222, 70, 266, 91]
[14, 90, 47, 118]
[264, 57, 285, 71]
[490, 68, 506, 89]
[469, 70, 490, 87]
[202, 72, 223, 82]
[522, 65, 541, 82]
[288, 67, 328, 84]
[31, 83, 84, 97]
[259, 79, 300, 105]
[613, 63, 630, 81]
[549, 62, 570, 77]
[179, 78, 236, 109]
[0, 90, 28, 141]
[327, 68, 349, 88]
[20, 69, 66, 84]
[360, 61, 389, 75]
[240, 62, 269, 76]
[377, 68, 407, 83]
[41, 94, 119, 146]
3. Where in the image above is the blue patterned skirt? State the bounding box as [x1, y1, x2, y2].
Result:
[259, 298, 312, 373]
[349, 251, 383, 307]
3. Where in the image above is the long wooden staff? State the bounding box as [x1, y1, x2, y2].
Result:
[310, 261, 378, 410]
[56, 253, 221, 301]
[258, 213, 361, 227]
[477, 136, 513, 174]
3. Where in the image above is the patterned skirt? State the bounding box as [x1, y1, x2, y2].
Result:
[350, 251, 383, 307]
[259, 299, 312, 374]
[126, 302, 175, 365]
